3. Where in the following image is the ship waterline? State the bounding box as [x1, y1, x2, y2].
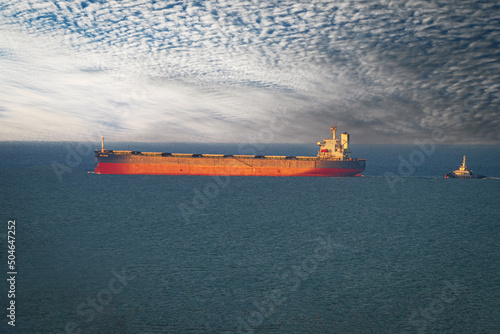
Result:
[94, 125, 366, 177]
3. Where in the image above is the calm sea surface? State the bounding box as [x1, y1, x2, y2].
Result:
[0, 142, 499, 333]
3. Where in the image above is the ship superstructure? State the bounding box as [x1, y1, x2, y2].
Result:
[94, 125, 366, 177]
[317, 124, 352, 160]
[445, 156, 485, 179]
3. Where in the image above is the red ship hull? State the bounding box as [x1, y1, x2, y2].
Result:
[93, 125, 366, 177]
[95, 162, 363, 177]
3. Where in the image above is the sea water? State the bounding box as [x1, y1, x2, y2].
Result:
[0, 142, 499, 333]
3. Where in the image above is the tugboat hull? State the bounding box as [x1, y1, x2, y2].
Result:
[445, 172, 486, 179]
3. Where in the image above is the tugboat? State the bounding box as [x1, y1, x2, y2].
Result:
[445, 156, 485, 179]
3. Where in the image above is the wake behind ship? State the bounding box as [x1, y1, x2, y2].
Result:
[94, 125, 366, 177]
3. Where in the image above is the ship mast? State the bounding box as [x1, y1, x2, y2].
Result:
[456, 155, 468, 173]
[330, 123, 337, 140]
[101, 136, 105, 152]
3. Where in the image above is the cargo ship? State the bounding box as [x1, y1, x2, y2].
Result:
[445, 156, 485, 179]
[94, 125, 366, 177]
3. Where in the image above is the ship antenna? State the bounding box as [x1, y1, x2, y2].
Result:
[101, 136, 104, 152]
[330, 123, 337, 139]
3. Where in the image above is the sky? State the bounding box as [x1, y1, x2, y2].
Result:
[0, 0, 499, 144]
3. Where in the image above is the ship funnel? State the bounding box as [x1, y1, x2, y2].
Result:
[341, 132, 349, 150]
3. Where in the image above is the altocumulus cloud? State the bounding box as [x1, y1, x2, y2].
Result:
[0, 0, 499, 143]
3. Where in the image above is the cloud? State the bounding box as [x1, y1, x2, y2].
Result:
[0, 0, 499, 144]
